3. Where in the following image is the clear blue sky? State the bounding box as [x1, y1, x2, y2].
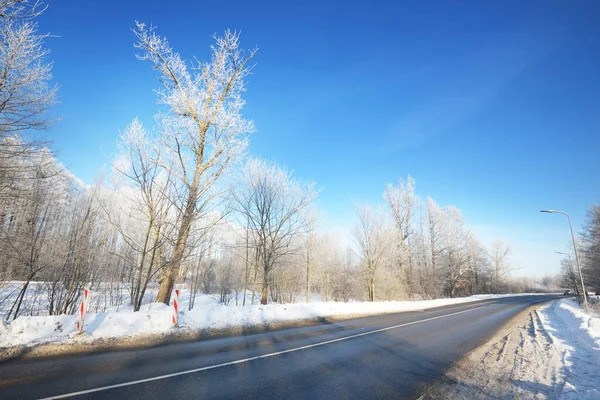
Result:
[38, 0, 600, 277]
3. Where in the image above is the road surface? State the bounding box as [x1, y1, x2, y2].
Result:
[0, 295, 558, 400]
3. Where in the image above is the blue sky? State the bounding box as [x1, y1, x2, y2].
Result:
[37, 0, 599, 277]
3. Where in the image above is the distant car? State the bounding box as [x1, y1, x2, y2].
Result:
[563, 290, 571, 295]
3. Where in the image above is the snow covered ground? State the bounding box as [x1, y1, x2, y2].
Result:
[538, 297, 600, 399]
[0, 285, 546, 349]
[424, 296, 600, 400]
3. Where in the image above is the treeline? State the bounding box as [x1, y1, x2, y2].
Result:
[0, 139, 530, 320]
[559, 204, 600, 296]
[0, 1, 542, 321]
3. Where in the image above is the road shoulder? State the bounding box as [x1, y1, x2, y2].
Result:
[420, 300, 564, 400]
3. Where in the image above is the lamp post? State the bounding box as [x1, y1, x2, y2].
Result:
[541, 210, 589, 312]
[555, 251, 571, 258]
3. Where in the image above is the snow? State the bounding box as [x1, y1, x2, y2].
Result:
[537, 297, 600, 399]
[0, 288, 547, 349]
[422, 296, 600, 399]
[7, 287, 598, 396]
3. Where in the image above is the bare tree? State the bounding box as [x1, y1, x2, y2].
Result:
[464, 236, 490, 295]
[106, 118, 173, 311]
[2, 162, 54, 318]
[46, 184, 104, 316]
[559, 255, 580, 295]
[242, 220, 251, 305]
[353, 205, 392, 302]
[0, 143, 71, 319]
[490, 239, 512, 292]
[305, 209, 318, 303]
[133, 24, 256, 304]
[187, 238, 210, 310]
[424, 197, 444, 297]
[439, 207, 472, 298]
[232, 158, 318, 305]
[384, 176, 418, 294]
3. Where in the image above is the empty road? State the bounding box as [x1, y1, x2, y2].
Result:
[0, 295, 558, 400]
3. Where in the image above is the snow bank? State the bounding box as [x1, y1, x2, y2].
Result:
[538, 297, 600, 399]
[0, 293, 545, 349]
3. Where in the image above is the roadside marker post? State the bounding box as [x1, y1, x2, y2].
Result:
[77, 288, 90, 334]
[172, 289, 180, 327]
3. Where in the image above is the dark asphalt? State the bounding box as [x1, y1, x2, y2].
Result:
[0, 295, 558, 400]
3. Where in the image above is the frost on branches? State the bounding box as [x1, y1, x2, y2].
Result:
[131, 23, 256, 304]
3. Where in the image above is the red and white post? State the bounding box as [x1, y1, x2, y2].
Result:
[77, 288, 90, 334]
[172, 289, 180, 327]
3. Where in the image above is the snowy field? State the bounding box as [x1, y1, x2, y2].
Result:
[0, 281, 550, 349]
[0, 281, 175, 317]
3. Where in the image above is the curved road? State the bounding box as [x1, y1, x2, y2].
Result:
[0, 295, 558, 400]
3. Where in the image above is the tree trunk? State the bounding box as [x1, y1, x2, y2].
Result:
[251, 249, 259, 305]
[8, 277, 32, 320]
[261, 272, 269, 305]
[133, 219, 153, 311]
[306, 244, 312, 303]
[156, 221, 189, 304]
[137, 226, 161, 311]
[407, 240, 413, 295]
[243, 227, 249, 306]
[156, 153, 204, 304]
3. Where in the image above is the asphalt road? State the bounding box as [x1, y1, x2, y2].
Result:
[0, 295, 559, 400]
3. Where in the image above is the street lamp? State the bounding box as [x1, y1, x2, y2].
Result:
[555, 251, 573, 263]
[541, 210, 589, 312]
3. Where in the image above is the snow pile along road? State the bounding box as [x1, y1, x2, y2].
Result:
[423, 297, 600, 400]
[538, 298, 600, 399]
[0, 293, 538, 349]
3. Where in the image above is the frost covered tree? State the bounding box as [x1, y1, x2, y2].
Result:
[581, 203, 600, 291]
[353, 205, 392, 301]
[0, 0, 57, 208]
[0, 0, 56, 135]
[0, 144, 95, 319]
[437, 207, 472, 297]
[384, 176, 418, 293]
[490, 239, 512, 292]
[232, 158, 318, 305]
[304, 208, 318, 303]
[133, 24, 256, 304]
[0, 149, 60, 319]
[45, 185, 104, 316]
[106, 118, 174, 311]
[465, 236, 490, 295]
[559, 255, 580, 295]
[424, 197, 444, 297]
